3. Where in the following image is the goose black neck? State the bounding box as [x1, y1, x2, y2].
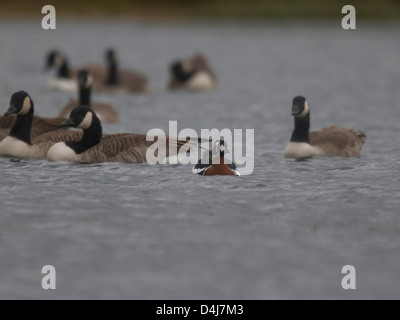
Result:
[290, 113, 310, 143]
[10, 107, 34, 145]
[58, 60, 71, 78]
[79, 86, 91, 106]
[106, 61, 119, 85]
[66, 115, 102, 154]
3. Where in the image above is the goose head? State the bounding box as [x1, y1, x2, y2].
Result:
[77, 70, 93, 89]
[212, 138, 230, 158]
[291, 96, 310, 119]
[45, 50, 66, 70]
[5, 91, 33, 117]
[61, 106, 94, 130]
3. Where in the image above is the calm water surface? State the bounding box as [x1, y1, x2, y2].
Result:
[0, 20, 399, 299]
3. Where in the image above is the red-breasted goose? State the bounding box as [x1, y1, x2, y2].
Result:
[193, 139, 240, 176]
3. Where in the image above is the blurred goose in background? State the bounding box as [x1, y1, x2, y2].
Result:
[193, 139, 240, 176]
[58, 70, 119, 123]
[45, 50, 107, 92]
[168, 53, 217, 92]
[284, 96, 366, 159]
[93, 48, 149, 94]
[48, 106, 196, 164]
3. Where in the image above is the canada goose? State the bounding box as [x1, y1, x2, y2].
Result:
[284, 96, 366, 159]
[58, 70, 119, 124]
[92, 48, 149, 94]
[168, 53, 217, 92]
[193, 139, 240, 176]
[48, 106, 196, 164]
[0, 91, 85, 159]
[0, 91, 128, 159]
[45, 50, 108, 92]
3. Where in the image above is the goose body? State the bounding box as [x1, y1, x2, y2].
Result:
[60, 99, 119, 124]
[0, 115, 66, 141]
[93, 49, 149, 94]
[45, 50, 108, 92]
[48, 134, 177, 163]
[193, 140, 240, 176]
[168, 53, 217, 92]
[47, 78, 78, 92]
[0, 130, 82, 159]
[48, 63, 108, 92]
[284, 96, 366, 159]
[48, 106, 195, 164]
[58, 70, 119, 123]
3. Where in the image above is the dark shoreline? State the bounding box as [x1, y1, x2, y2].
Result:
[1, 0, 400, 21]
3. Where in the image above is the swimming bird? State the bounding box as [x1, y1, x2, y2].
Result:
[284, 96, 366, 159]
[192, 139, 240, 176]
[93, 48, 149, 94]
[0, 91, 84, 159]
[47, 106, 196, 164]
[58, 70, 119, 123]
[45, 50, 107, 92]
[168, 53, 217, 92]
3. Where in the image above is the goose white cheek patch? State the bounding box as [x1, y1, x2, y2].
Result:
[78, 112, 93, 130]
[298, 101, 310, 118]
[85, 75, 93, 88]
[19, 97, 31, 116]
[55, 54, 63, 68]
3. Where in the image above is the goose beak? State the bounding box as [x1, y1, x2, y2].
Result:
[291, 105, 300, 116]
[4, 104, 18, 116]
[60, 118, 77, 127]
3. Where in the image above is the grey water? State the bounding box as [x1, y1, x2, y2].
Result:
[0, 20, 399, 299]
